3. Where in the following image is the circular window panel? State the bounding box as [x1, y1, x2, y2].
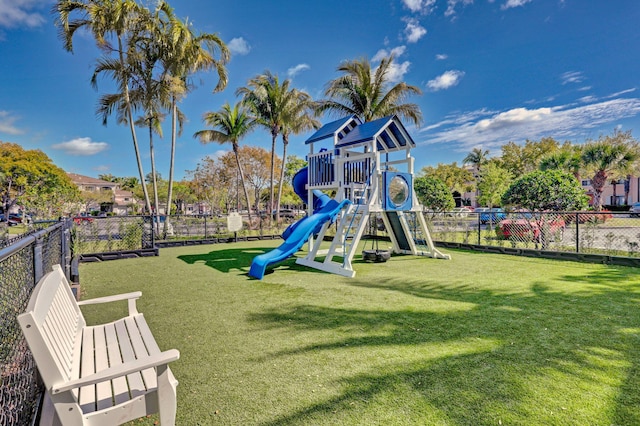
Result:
[388, 175, 409, 208]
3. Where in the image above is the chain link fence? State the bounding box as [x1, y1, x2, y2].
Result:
[0, 222, 71, 426]
[66, 212, 640, 261]
[70, 214, 292, 256]
[427, 210, 640, 258]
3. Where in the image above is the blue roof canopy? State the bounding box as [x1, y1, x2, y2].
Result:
[305, 115, 361, 144]
[335, 115, 416, 152]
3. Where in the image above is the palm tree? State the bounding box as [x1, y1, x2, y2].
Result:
[194, 102, 256, 223]
[236, 72, 291, 217]
[276, 92, 320, 216]
[54, 0, 153, 214]
[463, 148, 490, 171]
[581, 130, 639, 210]
[539, 146, 583, 179]
[315, 55, 423, 126]
[463, 148, 489, 206]
[155, 1, 229, 217]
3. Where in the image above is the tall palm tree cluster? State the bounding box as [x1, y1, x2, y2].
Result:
[54, 1, 424, 225]
[54, 0, 229, 219]
[194, 56, 422, 222]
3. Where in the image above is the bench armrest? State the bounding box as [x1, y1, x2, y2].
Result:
[78, 291, 142, 315]
[51, 349, 180, 394]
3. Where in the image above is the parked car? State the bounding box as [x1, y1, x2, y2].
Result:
[479, 208, 507, 223]
[272, 209, 303, 219]
[73, 216, 94, 225]
[498, 217, 566, 242]
[446, 207, 471, 218]
[0, 214, 20, 226]
[630, 203, 640, 217]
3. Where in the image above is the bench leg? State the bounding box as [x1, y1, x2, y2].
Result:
[157, 365, 178, 425]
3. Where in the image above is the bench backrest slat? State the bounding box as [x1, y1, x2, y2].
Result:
[18, 265, 86, 389]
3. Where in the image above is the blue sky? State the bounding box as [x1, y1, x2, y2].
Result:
[1, 0, 639, 181]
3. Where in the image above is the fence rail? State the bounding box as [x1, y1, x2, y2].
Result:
[0, 222, 71, 426]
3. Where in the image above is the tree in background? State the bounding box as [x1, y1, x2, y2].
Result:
[463, 147, 490, 171]
[194, 102, 256, 223]
[502, 169, 587, 248]
[238, 146, 278, 215]
[236, 72, 291, 218]
[79, 189, 113, 213]
[55, 0, 153, 214]
[169, 181, 196, 214]
[284, 155, 307, 187]
[276, 91, 319, 219]
[502, 170, 588, 212]
[539, 143, 583, 179]
[500, 138, 560, 179]
[476, 162, 512, 210]
[581, 130, 639, 210]
[186, 156, 230, 214]
[156, 1, 229, 218]
[414, 176, 454, 217]
[316, 55, 423, 126]
[420, 162, 474, 206]
[55, 0, 229, 218]
[0, 142, 79, 219]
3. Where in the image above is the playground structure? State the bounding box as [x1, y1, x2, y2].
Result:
[248, 115, 450, 280]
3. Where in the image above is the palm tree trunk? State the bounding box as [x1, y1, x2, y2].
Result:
[269, 130, 277, 221]
[233, 144, 253, 224]
[276, 137, 288, 220]
[592, 170, 607, 211]
[166, 99, 177, 218]
[625, 175, 631, 205]
[149, 123, 160, 226]
[118, 35, 152, 215]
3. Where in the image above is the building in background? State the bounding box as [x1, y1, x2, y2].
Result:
[67, 173, 140, 215]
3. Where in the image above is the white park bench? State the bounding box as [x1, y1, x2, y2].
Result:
[18, 264, 179, 425]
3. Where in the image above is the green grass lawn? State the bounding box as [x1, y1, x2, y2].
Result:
[78, 240, 640, 425]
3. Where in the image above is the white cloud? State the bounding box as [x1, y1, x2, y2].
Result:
[607, 88, 636, 98]
[228, 37, 250, 55]
[385, 61, 412, 84]
[0, 111, 24, 135]
[436, 54, 448, 60]
[501, 0, 533, 10]
[373, 47, 411, 83]
[427, 70, 465, 91]
[578, 95, 597, 104]
[0, 0, 45, 29]
[372, 46, 406, 62]
[404, 19, 427, 43]
[401, 0, 437, 14]
[561, 71, 585, 85]
[287, 63, 310, 78]
[52, 137, 109, 156]
[445, 0, 474, 17]
[419, 98, 640, 153]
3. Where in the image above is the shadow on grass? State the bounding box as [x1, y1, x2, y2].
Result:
[250, 269, 640, 425]
[177, 247, 309, 276]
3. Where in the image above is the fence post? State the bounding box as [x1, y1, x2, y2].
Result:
[477, 213, 481, 245]
[61, 220, 71, 279]
[204, 216, 208, 239]
[575, 212, 579, 253]
[34, 234, 44, 283]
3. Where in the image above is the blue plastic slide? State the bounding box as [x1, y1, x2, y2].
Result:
[248, 168, 350, 279]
